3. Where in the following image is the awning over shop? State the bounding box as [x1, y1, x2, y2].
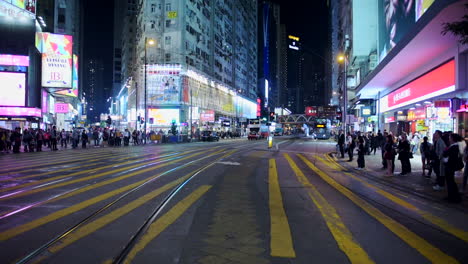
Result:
[357, 0, 468, 99]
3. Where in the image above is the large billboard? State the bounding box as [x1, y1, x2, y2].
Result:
[378, 0, 438, 61]
[0, 72, 26, 106]
[147, 65, 181, 105]
[36, 33, 73, 88]
[55, 54, 78, 97]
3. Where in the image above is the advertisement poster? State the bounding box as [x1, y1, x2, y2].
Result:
[0, 72, 25, 106]
[36, 33, 73, 88]
[378, 0, 415, 61]
[148, 108, 180, 126]
[147, 74, 181, 105]
[56, 54, 78, 97]
[416, 0, 436, 20]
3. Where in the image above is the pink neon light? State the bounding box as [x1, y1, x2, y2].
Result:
[0, 107, 42, 117]
[54, 103, 69, 113]
[388, 60, 455, 108]
[0, 54, 29, 66]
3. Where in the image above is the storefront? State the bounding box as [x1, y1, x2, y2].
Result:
[378, 59, 462, 138]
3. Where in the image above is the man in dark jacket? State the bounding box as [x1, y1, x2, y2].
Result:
[338, 130, 345, 158]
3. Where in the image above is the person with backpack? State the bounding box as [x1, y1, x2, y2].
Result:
[420, 136, 432, 178]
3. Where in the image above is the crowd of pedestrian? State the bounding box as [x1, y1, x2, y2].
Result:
[0, 126, 160, 154]
[337, 129, 467, 203]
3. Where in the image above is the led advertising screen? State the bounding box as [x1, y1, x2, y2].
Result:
[148, 108, 180, 126]
[55, 54, 78, 97]
[0, 54, 29, 66]
[0, 106, 41, 117]
[36, 33, 73, 88]
[0, 72, 26, 106]
[200, 110, 215, 122]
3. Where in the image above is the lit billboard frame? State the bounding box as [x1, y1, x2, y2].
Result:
[36, 32, 73, 89]
[0, 72, 26, 107]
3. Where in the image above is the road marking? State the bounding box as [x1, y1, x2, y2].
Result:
[122, 185, 212, 264]
[0, 151, 194, 199]
[298, 154, 459, 264]
[268, 159, 296, 258]
[320, 155, 468, 243]
[284, 154, 373, 263]
[0, 149, 224, 240]
[216, 161, 241, 166]
[47, 175, 192, 253]
[275, 140, 288, 150]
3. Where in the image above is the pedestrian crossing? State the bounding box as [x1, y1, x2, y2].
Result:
[0, 144, 466, 263]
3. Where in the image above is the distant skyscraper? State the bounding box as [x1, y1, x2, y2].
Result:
[286, 34, 303, 114]
[83, 59, 104, 122]
[258, 1, 283, 115]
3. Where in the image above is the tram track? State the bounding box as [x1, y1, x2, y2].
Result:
[14, 148, 237, 264]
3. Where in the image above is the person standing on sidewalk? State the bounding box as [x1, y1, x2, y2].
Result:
[346, 132, 355, 162]
[420, 136, 432, 178]
[433, 130, 446, 191]
[384, 135, 396, 176]
[51, 126, 58, 151]
[356, 136, 365, 170]
[380, 131, 388, 169]
[462, 141, 468, 193]
[338, 130, 345, 158]
[397, 134, 411, 175]
[442, 133, 463, 203]
[36, 129, 43, 152]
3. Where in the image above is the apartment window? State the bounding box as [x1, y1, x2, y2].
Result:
[166, 20, 171, 27]
[165, 36, 171, 45]
[165, 53, 171, 61]
[150, 20, 155, 29]
[151, 4, 156, 12]
[165, 3, 171, 11]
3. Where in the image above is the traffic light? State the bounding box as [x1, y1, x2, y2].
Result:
[269, 112, 275, 121]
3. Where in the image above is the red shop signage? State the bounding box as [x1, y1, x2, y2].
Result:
[305, 106, 317, 116]
[256, 98, 261, 117]
[388, 60, 455, 108]
[385, 116, 395, 123]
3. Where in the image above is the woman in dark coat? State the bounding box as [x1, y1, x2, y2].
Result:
[443, 133, 463, 203]
[397, 134, 411, 175]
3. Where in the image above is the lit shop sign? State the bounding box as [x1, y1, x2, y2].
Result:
[0, 106, 41, 117]
[407, 107, 426, 121]
[361, 107, 371, 117]
[54, 103, 69, 113]
[457, 104, 468, 113]
[380, 60, 455, 112]
[148, 108, 180, 126]
[385, 116, 395, 123]
[264, 79, 269, 108]
[305, 106, 317, 116]
[288, 35, 300, 41]
[0, 54, 29, 66]
[200, 110, 215, 122]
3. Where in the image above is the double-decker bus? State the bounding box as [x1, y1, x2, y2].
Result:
[313, 119, 331, 139]
[247, 119, 269, 138]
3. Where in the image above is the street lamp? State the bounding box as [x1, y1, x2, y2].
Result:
[337, 53, 347, 133]
[144, 37, 156, 137]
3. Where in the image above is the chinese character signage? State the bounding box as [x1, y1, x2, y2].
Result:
[54, 103, 69, 113]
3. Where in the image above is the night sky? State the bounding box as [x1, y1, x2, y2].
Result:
[83, 0, 329, 103]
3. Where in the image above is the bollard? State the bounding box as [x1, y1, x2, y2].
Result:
[268, 135, 273, 149]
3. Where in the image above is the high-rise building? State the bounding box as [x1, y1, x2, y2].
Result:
[258, 1, 283, 115]
[286, 34, 303, 114]
[121, 0, 258, 131]
[84, 59, 105, 123]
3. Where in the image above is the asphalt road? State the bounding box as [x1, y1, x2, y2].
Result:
[0, 137, 467, 264]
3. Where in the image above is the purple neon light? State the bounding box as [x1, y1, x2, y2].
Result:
[0, 107, 42, 117]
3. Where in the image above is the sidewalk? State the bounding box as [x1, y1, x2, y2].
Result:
[332, 150, 468, 208]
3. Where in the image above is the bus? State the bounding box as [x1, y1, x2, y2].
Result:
[313, 119, 331, 139]
[247, 119, 269, 138]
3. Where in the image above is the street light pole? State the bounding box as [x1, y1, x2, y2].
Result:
[190, 88, 192, 141]
[144, 37, 148, 138]
[343, 55, 347, 134]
